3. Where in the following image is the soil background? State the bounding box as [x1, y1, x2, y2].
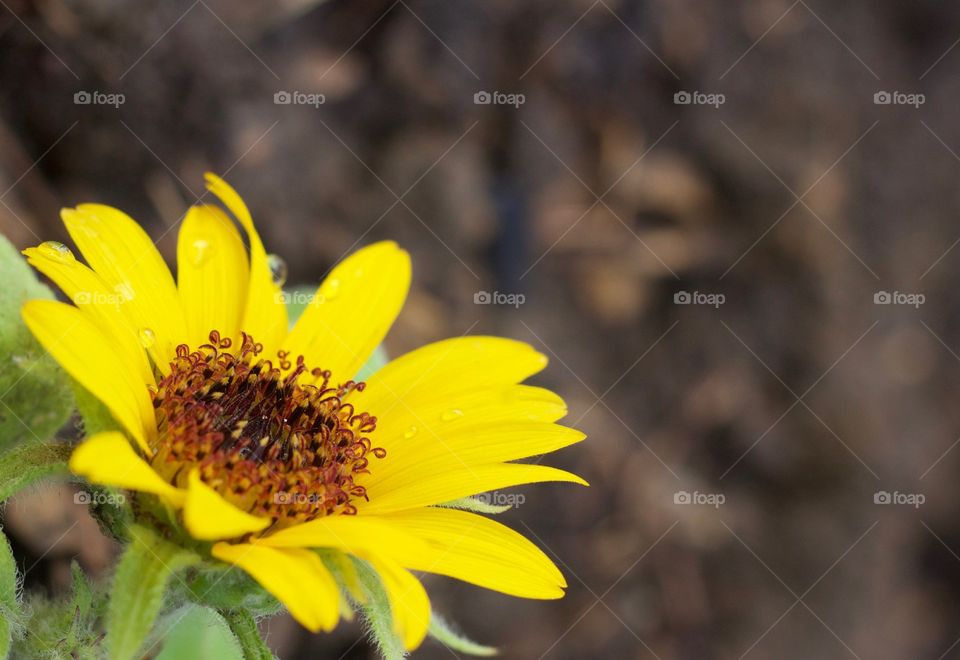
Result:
[1, 1, 960, 658]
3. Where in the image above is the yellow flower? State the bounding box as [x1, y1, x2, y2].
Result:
[19, 174, 586, 650]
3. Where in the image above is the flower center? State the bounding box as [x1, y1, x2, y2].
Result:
[148, 331, 384, 527]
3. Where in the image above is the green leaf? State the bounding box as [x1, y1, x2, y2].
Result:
[0, 527, 20, 659]
[428, 612, 497, 657]
[0, 443, 71, 503]
[156, 605, 246, 660]
[0, 234, 73, 450]
[106, 525, 200, 660]
[353, 558, 405, 660]
[221, 609, 274, 660]
[436, 496, 512, 515]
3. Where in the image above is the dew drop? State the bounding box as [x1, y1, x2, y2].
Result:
[190, 238, 212, 267]
[267, 254, 288, 287]
[37, 241, 75, 264]
[403, 426, 418, 439]
[440, 409, 464, 422]
[138, 327, 156, 348]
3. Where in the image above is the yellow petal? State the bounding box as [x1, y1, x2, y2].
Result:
[363, 384, 567, 458]
[21, 300, 154, 451]
[283, 241, 410, 380]
[204, 174, 287, 354]
[61, 204, 186, 370]
[22, 245, 154, 386]
[361, 554, 430, 650]
[376, 508, 566, 599]
[69, 432, 184, 506]
[357, 463, 587, 515]
[182, 469, 270, 541]
[258, 514, 430, 557]
[357, 337, 548, 417]
[176, 205, 249, 348]
[212, 543, 339, 632]
[364, 420, 584, 493]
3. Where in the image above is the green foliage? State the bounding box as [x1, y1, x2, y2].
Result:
[0, 443, 71, 503]
[106, 525, 200, 660]
[156, 605, 245, 660]
[0, 234, 73, 450]
[11, 561, 105, 659]
[221, 609, 275, 660]
[0, 528, 20, 659]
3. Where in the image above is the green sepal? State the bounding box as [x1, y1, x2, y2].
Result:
[106, 525, 200, 660]
[436, 496, 512, 515]
[428, 611, 497, 656]
[0, 443, 72, 503]
[352, 558, 405, 660]
[0, 233, 73, 450]
[176, 563, 281, 617]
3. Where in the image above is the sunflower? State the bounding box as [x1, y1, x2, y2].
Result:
[18, 174, 586, 650]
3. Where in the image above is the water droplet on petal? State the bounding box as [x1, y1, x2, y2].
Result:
[114, 282, 135, 303]
[440, 409, 464, 422]
[267, 254, 288, 287]
[138, 327, 156, 348]
[190, 238, 212, 267]
[320, 278, 341, 301]
[403, 426, 418, 439]
[37, 241, 75, 264]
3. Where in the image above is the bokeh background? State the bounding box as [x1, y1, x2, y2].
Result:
[2, 0, 960, 658]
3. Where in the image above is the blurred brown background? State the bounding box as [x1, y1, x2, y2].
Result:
[3, 0, 960, 658]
